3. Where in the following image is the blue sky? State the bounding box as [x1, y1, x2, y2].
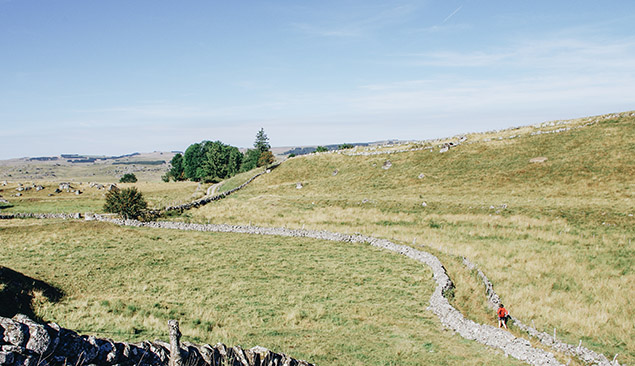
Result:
[1, 1, 634, 159]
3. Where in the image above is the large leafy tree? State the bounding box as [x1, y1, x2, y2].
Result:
[167, 153, 185, 181]
[183, 142, 206, 181]
[180, 140, 243, 182]
[240, 148, 261, 172]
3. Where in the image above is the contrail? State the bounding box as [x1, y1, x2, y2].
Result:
[443, 4, 463, 23]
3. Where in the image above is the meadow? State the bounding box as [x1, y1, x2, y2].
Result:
[0, 219, 522, 366]
[1, 111, 633, 365]
[185, 113, 634, 364]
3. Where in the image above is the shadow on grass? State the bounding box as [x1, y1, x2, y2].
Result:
[0, 266, 64, 322]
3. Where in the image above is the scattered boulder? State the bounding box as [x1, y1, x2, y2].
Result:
[59, 183, 70, 190]
[332, 169, 339, 176]
[35, 186, 44, 191]
[529, 157, 548, 163]
[296, 182, 303, 189]
[418, 173, 425, 179]
[421, 202, 427, 207]
[382, 160, 392, 170]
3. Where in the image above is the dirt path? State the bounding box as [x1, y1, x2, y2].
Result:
[206, 182, 221, 196]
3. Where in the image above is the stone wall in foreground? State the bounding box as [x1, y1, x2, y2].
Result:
[0, 314, 313, 366]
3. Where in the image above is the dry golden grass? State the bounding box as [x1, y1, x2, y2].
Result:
[0, 219, 523, 366]
[181, 113, 634, 363]
[2, 111, 632, 364]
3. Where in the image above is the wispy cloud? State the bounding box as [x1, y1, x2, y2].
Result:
[401, 36, 635, 70]
[292, 4, 416, 38]
[443, 5, 463, 23]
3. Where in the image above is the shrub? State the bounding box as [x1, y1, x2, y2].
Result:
[257, 151, 275, 167]
[119, 173, 138, 183]
[315, 146, 328, 153]
[104, 187, 148, 220]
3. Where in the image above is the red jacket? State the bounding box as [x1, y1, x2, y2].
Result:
[497, 307, 508, 318]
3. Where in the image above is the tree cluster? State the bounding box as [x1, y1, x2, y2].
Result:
[164, 128, 275, 182]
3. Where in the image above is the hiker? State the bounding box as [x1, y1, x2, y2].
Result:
[497, 303, 509, 329]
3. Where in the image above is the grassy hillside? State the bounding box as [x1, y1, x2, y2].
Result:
[0, 219, 522, 366]
[184, 112, 634, 363]
[1, 111, 632, 365]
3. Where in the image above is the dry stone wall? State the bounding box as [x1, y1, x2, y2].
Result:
[2, 148, 625, 364]
[160, 164, 279, 213]
[89, 215, 568, 366]
[4, 210, 621, 365]
[0, 314, 313, 366]
[461, 257, 619, 366]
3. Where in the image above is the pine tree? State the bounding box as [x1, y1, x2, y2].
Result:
[254, 128, 271, 153]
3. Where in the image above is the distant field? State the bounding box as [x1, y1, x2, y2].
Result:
[0, 181, 202, 213]
[0, 151, 175, 182]
[0, 219, 522, 366]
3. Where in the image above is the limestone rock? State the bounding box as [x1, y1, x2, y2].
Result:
[0, 317, 28, 347]
[382, 160, 392, 169]
[529, 157, 548, 163]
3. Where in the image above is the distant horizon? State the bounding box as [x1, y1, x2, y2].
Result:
[2, 1, 634, 160]
[3, 108, 631, 161]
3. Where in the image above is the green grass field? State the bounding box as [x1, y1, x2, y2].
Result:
[1, 111, 633, 365]
[0, 219, 522, 366]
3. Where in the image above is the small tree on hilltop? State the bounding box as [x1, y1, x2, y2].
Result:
[315, 146, 328, 153]
[104, 187, 148, 220]
[119, 173, 138, 183]
[254, 128, 271, 153]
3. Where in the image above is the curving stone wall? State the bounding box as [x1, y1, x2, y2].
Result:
[160, 164, 280, 213]
[2, 151, 624, 365]
[461, 257, 619, 366]
[0, 314, 313, 366]
[88, 215, 567, 366]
